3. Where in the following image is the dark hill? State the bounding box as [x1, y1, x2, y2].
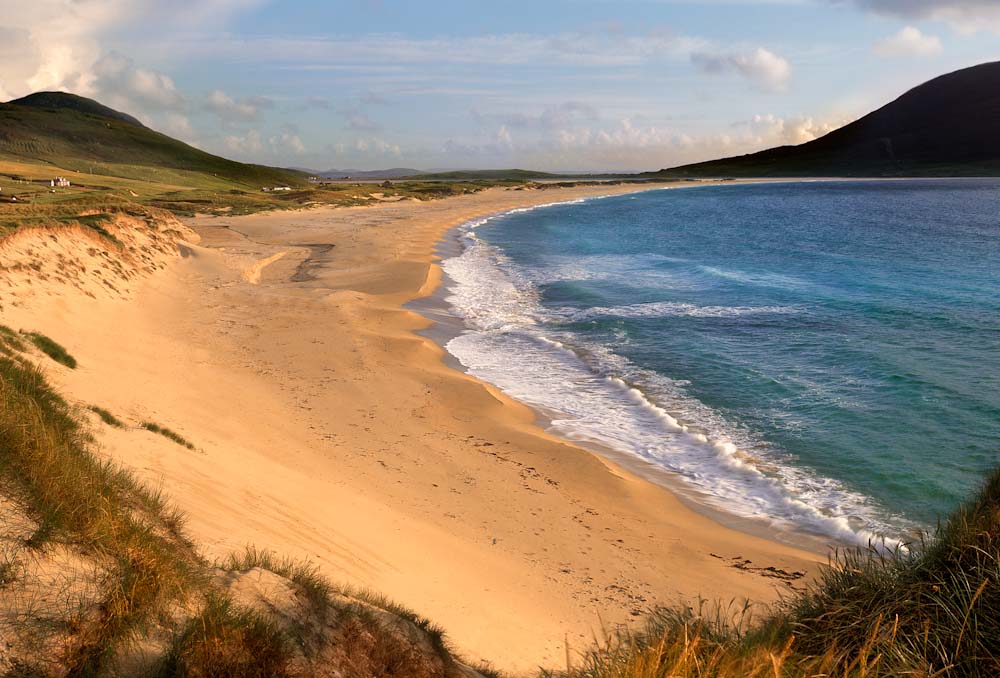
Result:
[658, 61, 1000, 177]
[0, 92, 303, 186]
[10, 91, 146, 128]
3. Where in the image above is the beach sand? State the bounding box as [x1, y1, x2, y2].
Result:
[1, 183, 822, 674]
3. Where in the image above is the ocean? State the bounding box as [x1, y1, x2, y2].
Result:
[439, 179, 1000, 547]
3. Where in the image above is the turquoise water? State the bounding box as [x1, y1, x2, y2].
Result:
[441, 180, 1000, 546]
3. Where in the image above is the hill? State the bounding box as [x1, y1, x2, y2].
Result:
[312, 167, 427, 179]
[658, 61, 1000, 177]
[406, 168, 563, 181]
[9, 91, 147, 127]
[0, 91, 302, 187]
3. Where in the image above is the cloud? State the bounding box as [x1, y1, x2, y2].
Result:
[432, 109, 850, 172]
[836, 0, 1000, 32]
[0, 1, 267, 101]
[205, 89, 273, 121]
[874, 26, 943, 57]
[475, 101, 600, 130]
[224, 129, 264, 154]
[344, 112, 382, 132]
[222, 128, 306, 159]
[351, 137, 401, 157]
[93, 52, 185, 111]
[734, 113, 849, 146]
[141, 30, 713, 69]
[691, 47, 792, 91]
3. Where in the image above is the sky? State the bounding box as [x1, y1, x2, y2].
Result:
[1, 1, 999, 172]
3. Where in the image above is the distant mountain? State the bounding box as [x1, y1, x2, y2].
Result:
[658, 61, 1000, 177]
[407, 169, 563, 181]
[309, 168, 427, 179]
[0, 91, 303, 186]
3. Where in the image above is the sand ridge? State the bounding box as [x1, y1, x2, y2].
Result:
[0, 183, 823, 675]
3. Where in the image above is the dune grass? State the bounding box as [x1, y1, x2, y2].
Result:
[0, 355, 198, 674]
[159, 593, 291, 678]
[553, 470, 1000, 678]
[24, 331, 77, 368]
[141, 421, 195, 450]
[89, 405, 125, 428]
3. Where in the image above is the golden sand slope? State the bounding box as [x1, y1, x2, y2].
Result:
[0, 184, 821, 675]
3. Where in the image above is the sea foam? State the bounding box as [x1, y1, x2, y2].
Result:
[441, 197, 912, 550]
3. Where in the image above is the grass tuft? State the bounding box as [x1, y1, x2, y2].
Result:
[554, 468, 1000, 678]
[0, 324, 26, 354]
[159, 593, 291, 678]
[141, 421, 195, 450]
[24, 331, 77, 368]
[222, 545, 332, 611]
[88, 405, 125, 428]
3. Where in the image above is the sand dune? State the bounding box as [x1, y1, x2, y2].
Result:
[0, 184, 821, 674]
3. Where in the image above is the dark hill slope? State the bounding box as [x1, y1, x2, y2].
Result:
[10, 91, 146, 127]
[659, 61, 1000, 177]
[0, 92, 302, 186]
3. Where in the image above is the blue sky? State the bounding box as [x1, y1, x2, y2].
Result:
[1, 0, 999, 171]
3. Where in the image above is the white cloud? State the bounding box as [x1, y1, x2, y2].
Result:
[93, 52, 185, 111]
[224, 129, 264, 154]
[162, 113, 198, 142]
[431, 109, 850, 171]
[691, 47, 792, 91]
[271, 132, 306, 155]
[735, 113, 849, 146]
[0, 1, 267, 101]
[206, 89, 272, 121]
[352, 137, 402, 157]
[874, 26, 943, 56]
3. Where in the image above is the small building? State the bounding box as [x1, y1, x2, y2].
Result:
[49, 177, 70, 188]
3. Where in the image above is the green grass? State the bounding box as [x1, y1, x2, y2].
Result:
[0, 355, 198, 675]
[0, 324, 26, 355]
[89, 405, 125, 428]
[553, 469, 1000, 678]
[24, 331, 77, 368]
[141, 421, 196, 450]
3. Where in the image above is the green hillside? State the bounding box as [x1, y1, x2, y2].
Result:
[0, 92, 303, 188]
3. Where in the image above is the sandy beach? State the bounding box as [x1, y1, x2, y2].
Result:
[1, 183, 822, 674]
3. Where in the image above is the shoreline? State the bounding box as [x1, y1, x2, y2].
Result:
[408, 189, 840, 557]
[1, 181, 824, 674]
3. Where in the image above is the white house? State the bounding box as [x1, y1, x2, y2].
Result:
[49, 177, 70, 188]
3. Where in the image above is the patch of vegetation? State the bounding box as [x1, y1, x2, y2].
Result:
[0, 355, 198, 674]
[553, 470, 1000, 678]
[89, 405, 125, 428]
[0, 324, 26, 355]
[223, 546, 333, 611]
[159, 593, 291, 678]
[141, 421, 196, 450]
[24, 331, 77, 368]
